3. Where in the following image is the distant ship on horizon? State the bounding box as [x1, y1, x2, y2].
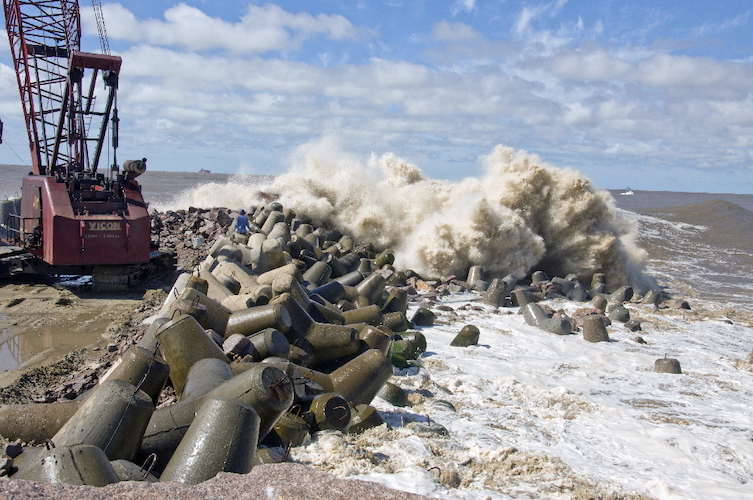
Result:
[198, 168, 211, 174]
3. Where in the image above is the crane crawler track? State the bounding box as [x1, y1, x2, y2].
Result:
[0, 246, 175, 292]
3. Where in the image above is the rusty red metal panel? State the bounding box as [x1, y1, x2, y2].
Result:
[21, 176, 150, 266]
[69, 50, 121, 72]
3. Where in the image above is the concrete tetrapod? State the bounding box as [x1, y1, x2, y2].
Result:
[348, 404, 386, 434]
[608, 304, 631, 323]
[381, 288, 408, 315]
[307, 392, 352, 432]
[247, 328, 291, 360]
[354, 272, 387, 306]
[466, 265, 483, 286]
[451, 325, 480, 347]
[180, 357, 235, 402]
[297, 348, 394, 407]
[159, 397, 261, 484]
[156, 272, 191, 318]
[204, 363, 294, 439]
[0, 402, 81, 443]
[591, 295, 608, 312]
[214, 273, 242, 295]
[270, 293, 360, 367]
[176, 286, 232, 337]
[110, 459, 159, 482]
[341, 304, 383, 326]
[382, 311, 410, 333]
[224, 302, 293, 338]
[654, 357, 682, 374]
[156, 314, 230, 396]
[521, 303, 572, 335]
[98, 346, 170, 405]
[15, 444, 120, 486]
[376, 382, 409, 407]
[169, 298, 210, 328]
[302, 260, 332, 289]
[482, 274, 517, 307]
[310, 281, 346, 304]
[642, 289, 661, 306]
[138, 364, 293, 472]
[567, 283, 589, 302]
[582, 315, 610, 342]
[137, 316, 170, 353]
[510, 288, 530, 307]
[269, 412, 311, 447]
[411, 307, 436, 327]
[51, 379, 154, 461]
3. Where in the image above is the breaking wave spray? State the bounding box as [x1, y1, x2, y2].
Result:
[159, 138, 651, 290]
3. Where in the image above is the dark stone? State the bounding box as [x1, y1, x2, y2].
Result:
[625, 319, 642, 331]
[450, 325, 480, 347]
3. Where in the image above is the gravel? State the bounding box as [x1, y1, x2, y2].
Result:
[0, 463, 431, 500]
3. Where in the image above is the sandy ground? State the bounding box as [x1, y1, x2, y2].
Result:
[0, 276, 166, 399]
[0, 282, 136, 367]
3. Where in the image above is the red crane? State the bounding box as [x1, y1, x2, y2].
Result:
[3, 0, 170, 288]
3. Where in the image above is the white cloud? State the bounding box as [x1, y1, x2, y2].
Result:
[635, 54, 752, 97]
[84, 3, 370, 54]
[514, 0, 569, 34]
[44, 2, 749, 192]
[546, 49, 753, 100]
[693, 9, 751, 36]
[368, 58, 430, 88]
[451, 0, 477, 16]
[563, 102, 592, 125]
[549, 49, 632, 80]
[432, 21, 480, 42]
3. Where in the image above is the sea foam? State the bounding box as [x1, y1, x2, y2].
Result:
[159, 139, 651, 289]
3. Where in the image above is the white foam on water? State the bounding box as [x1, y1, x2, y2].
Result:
[290, 296, 753, 500]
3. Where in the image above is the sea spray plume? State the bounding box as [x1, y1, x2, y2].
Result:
[398, 194, 546, 279]
[155, 137, 649, 288]
[270, 140, 403, 248]
[272, 141, 648, 288]
[376, 153, 545, 277]
[481, 145, 648, 288]
[271, 140, 547, 278]
[152, 174, 270, 212]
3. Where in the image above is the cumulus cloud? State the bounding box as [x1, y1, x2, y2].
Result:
[549, 49, 633, 80]
[432, 21, 480, 42]
[22, 1, 744, 193]
[548, 49, 753, 100]
[82, 2, 371, 54]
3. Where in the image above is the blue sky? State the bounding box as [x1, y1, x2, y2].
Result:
[1, 1, 752, 193]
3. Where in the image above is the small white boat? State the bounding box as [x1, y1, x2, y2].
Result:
[620, 187, 634, 196]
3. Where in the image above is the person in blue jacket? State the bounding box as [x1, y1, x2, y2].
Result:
[234, 209, 251, 235]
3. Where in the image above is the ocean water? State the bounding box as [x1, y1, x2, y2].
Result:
[1, 145, 752, 499]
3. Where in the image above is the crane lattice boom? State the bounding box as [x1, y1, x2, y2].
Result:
[3, 0, 119, 178]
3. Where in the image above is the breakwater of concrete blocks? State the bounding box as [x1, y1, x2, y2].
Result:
[0, 202, 459, 485]
[0, 202, 676, 486]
